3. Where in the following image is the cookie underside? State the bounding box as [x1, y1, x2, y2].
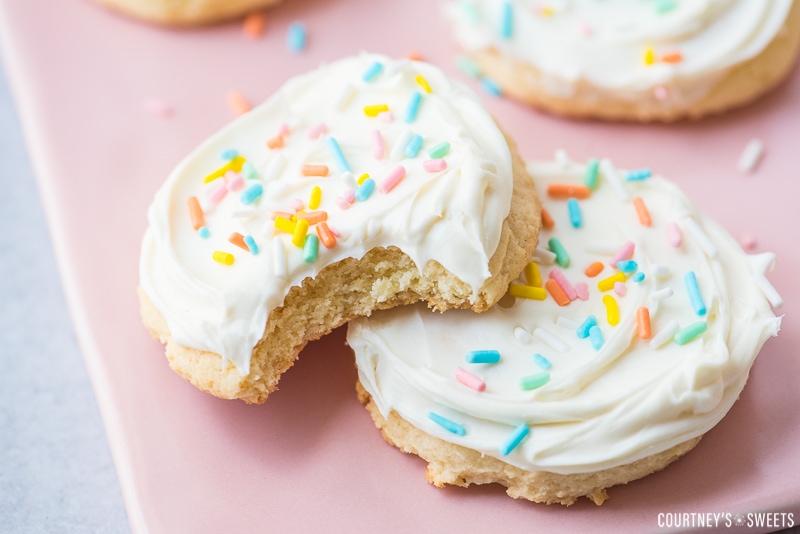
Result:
[90, 0, 282, 26]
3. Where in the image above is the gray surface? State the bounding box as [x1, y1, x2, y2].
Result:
[0, 61, 130, 532]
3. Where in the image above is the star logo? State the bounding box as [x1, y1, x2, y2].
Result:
[733, 514, 746, 527]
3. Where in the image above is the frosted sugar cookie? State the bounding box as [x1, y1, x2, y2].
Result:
[139, 54, 540, 403]
[349, 158, 781, 504]
[449, 0, 800, 121]
[90, 0, 282, 26]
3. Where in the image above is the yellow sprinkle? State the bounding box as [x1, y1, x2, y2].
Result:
[598, 271, 626, 292]
[643, 46, 656, 66]
[603, 294, 620, 326]
[524, 262, 542, 288]
[212, 251, 234, 266]
[274, 216, 296, 234]
[203, 156, 245, 183]
[292, 218, 309, 248]
[540, 7, 554, 16]
[308, 186, 322, 210]
[357, 173, 370, 185]
[363, 104, 389, 117]
[508, 283, 547, 300]
[415, 74, 432, 93]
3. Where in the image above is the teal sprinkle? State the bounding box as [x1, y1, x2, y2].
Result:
[577, 315, 597, 339]
[480, 76, 502, 96]
[221, 149, 238, 161]
[499, 1, 513, 40]
[633, 272, 646, 283]
[584, 158, 599, 190]
[520, 372, 550, 391]
[674, 321, 707, 345]
[589, 325, 604, 350]
[567, 198, 582, 228]
[355, 178, 376, 202]
[428, 142, 451, 159]
[198, 226, 210, 239]
[240, 183, 263, 205]
[617, 260, 638, 273]
[548, 237, 570, 268]
[302, 234, 319, 263]
[405, 134, 423, 158]
[243, 235, 259, 255]
[429, 412, 466, 436]
[499, 423, 529, 456]
[466, 350, 501, 364]
[533, 353, 552, 370]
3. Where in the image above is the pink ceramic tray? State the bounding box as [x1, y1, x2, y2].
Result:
[2, 0, 799, 532]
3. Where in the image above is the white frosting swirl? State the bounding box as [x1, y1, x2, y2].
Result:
[448, 0, 792, 103]
[349, 160, 781, 475]
[140, 54, 513, 375]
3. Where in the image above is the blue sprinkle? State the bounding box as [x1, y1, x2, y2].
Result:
[480, 76, 502, 96]
[466, 349, 501, 364]
[567, 198, 582, 228]
[499, 423, 529, 456]
[577, 315, 597, 339]
[221, 149, 238, 161]
[326, 137, 351, 173]
[404, 91, 423, 123]
[355, 178, 376, 202]
[533, 353, 552, 370]
[633, 272, 646, 283]
[589, 325, 604, 350]
[243, 235, 259, 255]
[626, 168, 652, 181]
[684, 271, 707, 316]
[500, 1, 513, 40]
[404, 134, 423, 158]
[240, 183, 263, 205]
[362, 61, 384, 82]
[428, 412, 466, 436]
[198, 226, 210, 239]
[617, 260, 638, 273]
[287, 21, 306, 52]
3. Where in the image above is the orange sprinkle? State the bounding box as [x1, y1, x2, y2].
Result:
[661, 51, 683, 64]
[541, 207, 555, 229]
[266, 135, 284, 149]
[406, 51, 424, 61]
[243, 12, 266, 38]
[227, 91, 251, 116]
[633, 196, 652, 227]
[546, 183, 591, 200]
[545, 279, 570, 307]
[228, 232, 249, 251]
[301, 164, 329, 177]
[187, 196, 205, 230]
[316, 221, 337, 248]
[637, 307, 652, 339]
[297, 210, 328, 225]
[584, 261, 605, 278]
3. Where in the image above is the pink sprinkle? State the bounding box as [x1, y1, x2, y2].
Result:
[335, 196, 350, 210]
[328, 225, 341, 237]
[614, 282, 627, 296]
[271, 210, 294, 220]
[379, 166, 407, 194]
[289, 198, 304, 212]
[549, 268, 578, 301]
[142, 98, 172, 118]
[654, 86, 668, 101]
[343, 189, 356, 204]
[307, 122, 327, 139]
[740, 233, 757, 251]
[378, 111, 394, 123]
[575, 282, 589, 301]
[372, 130, 384, 160]
[423, 159, 448, 172]
[278, 123, 291, 137]
[225, 171, 244, 191]
[577, 22, 593, 37]
[455, 367, 486, 392]
[666, 222, 682, 247]
[609, 241, 635, 267]
[208, 182, 227, 203]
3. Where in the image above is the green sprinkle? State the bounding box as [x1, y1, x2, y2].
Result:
[584, 158, 599, 190]
[456, 55, 482, 78]
[520, 372, 550, 391]
[655, 0, 677, 14]
[459, 0, 481, 24]
[242, 161, 259, 180]
[548, 237, 571, 268]
[428, 142, 451, 159]
[302, 234, 319, 263]
[674, 321, 707, 345]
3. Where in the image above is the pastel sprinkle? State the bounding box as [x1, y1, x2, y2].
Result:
[549, 268, 577, 301]
[227, 91, 251, 116]
[221, 149, 238, 160]
[626, 169, 652, 181]
[508, 284, 546, 300]
[225, 172, 244, 191]
[533, 328, 570, 353]
[533, 353, 552, 370]
[212, 251, 234, 266]
[674, 321, 708, 345]
[302, 234, 319, 262]
[316, 221, 337, 249]
[599, 159, 630, 200]
[405, 134, 423, 158]
[632, 272, 646, 283]
[378, 111, 393, 122]
[609, 241, 635, 266]
[617, 260, 638, 273]
[598, 271, 626, 292]
[292, 218, 309, 248]
[650, 287, 674, 301]
[243, 12, 266, 38]
[520, 372, 550, 391]
[240, 183, 263, 205]
[355, 178, 376, 202]
[633, 197, 652, 227]
[637, 307, 652, 339]
[541, 208, 555, 229]
[287, 21, 306, 52]
[684, 271, 707, 316]
[390, 130, 414, 160]
[500, 1, 513, 40]
[415, 74, 432, 93]
[228, 232, 249, 251]
[364, 104, 390, 117]
[533, 248, 557, 265]
[187, 196, 205, 230]
[340, 171, 357, 189]
[203, 156, 245, 183]
[263, 153, 286, 182]
[357, 173, 370, 185]
[274, 216, 295, 234]
[524, 262, 542, 287]
[335, 84, 355, 110]
[514, 327, 532, 343]
[738, 138, 764, 173]
[466, 350, 501, 364]
[428, 142, 450, 159]
[666, 222, 683, 248]
[577, 315, 597, 339]
[308, 186, 322, 210]
[589, 325, 604, 350]
[575, 282, 589, 301]
[656, 0, 678, 14]
[547, 237, 570, 268]
[603, 294, 620, 326]
[307, 122, 328, 139]
[480, 76, 502, 96]
[652, 264, 671, 278]
[650, 320, 680, 349]
[404, 91, 423, 123]
[614, 282, 627, 296]
[379, 166, 407, 194]
[584, 262, 604, 277]
[455, 367, 486, 392]
[272, 237, 287, 277]
[556, 316, 580, 330]
[301, 164, 329, 177]
[423, 159, 448, 172]
[372, 130, 384, 160]
[567, 198, 582, 228]
[545, 279, 570, 307]
[266, 135, 284, 149]
[197, 226, 210, 239]
[362, 61, 383, 82]
[499, 424, 529, 456]
[456, 55, 481, 78]
[547, 183, 591, 200]
[326, 137, 351, 173]
[643, 46, 656, 66]
[584, 159, 599, 190]
[681, 217, 718, 259]
[241, 161, 258, 180]
[428, 412, 466, 436]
